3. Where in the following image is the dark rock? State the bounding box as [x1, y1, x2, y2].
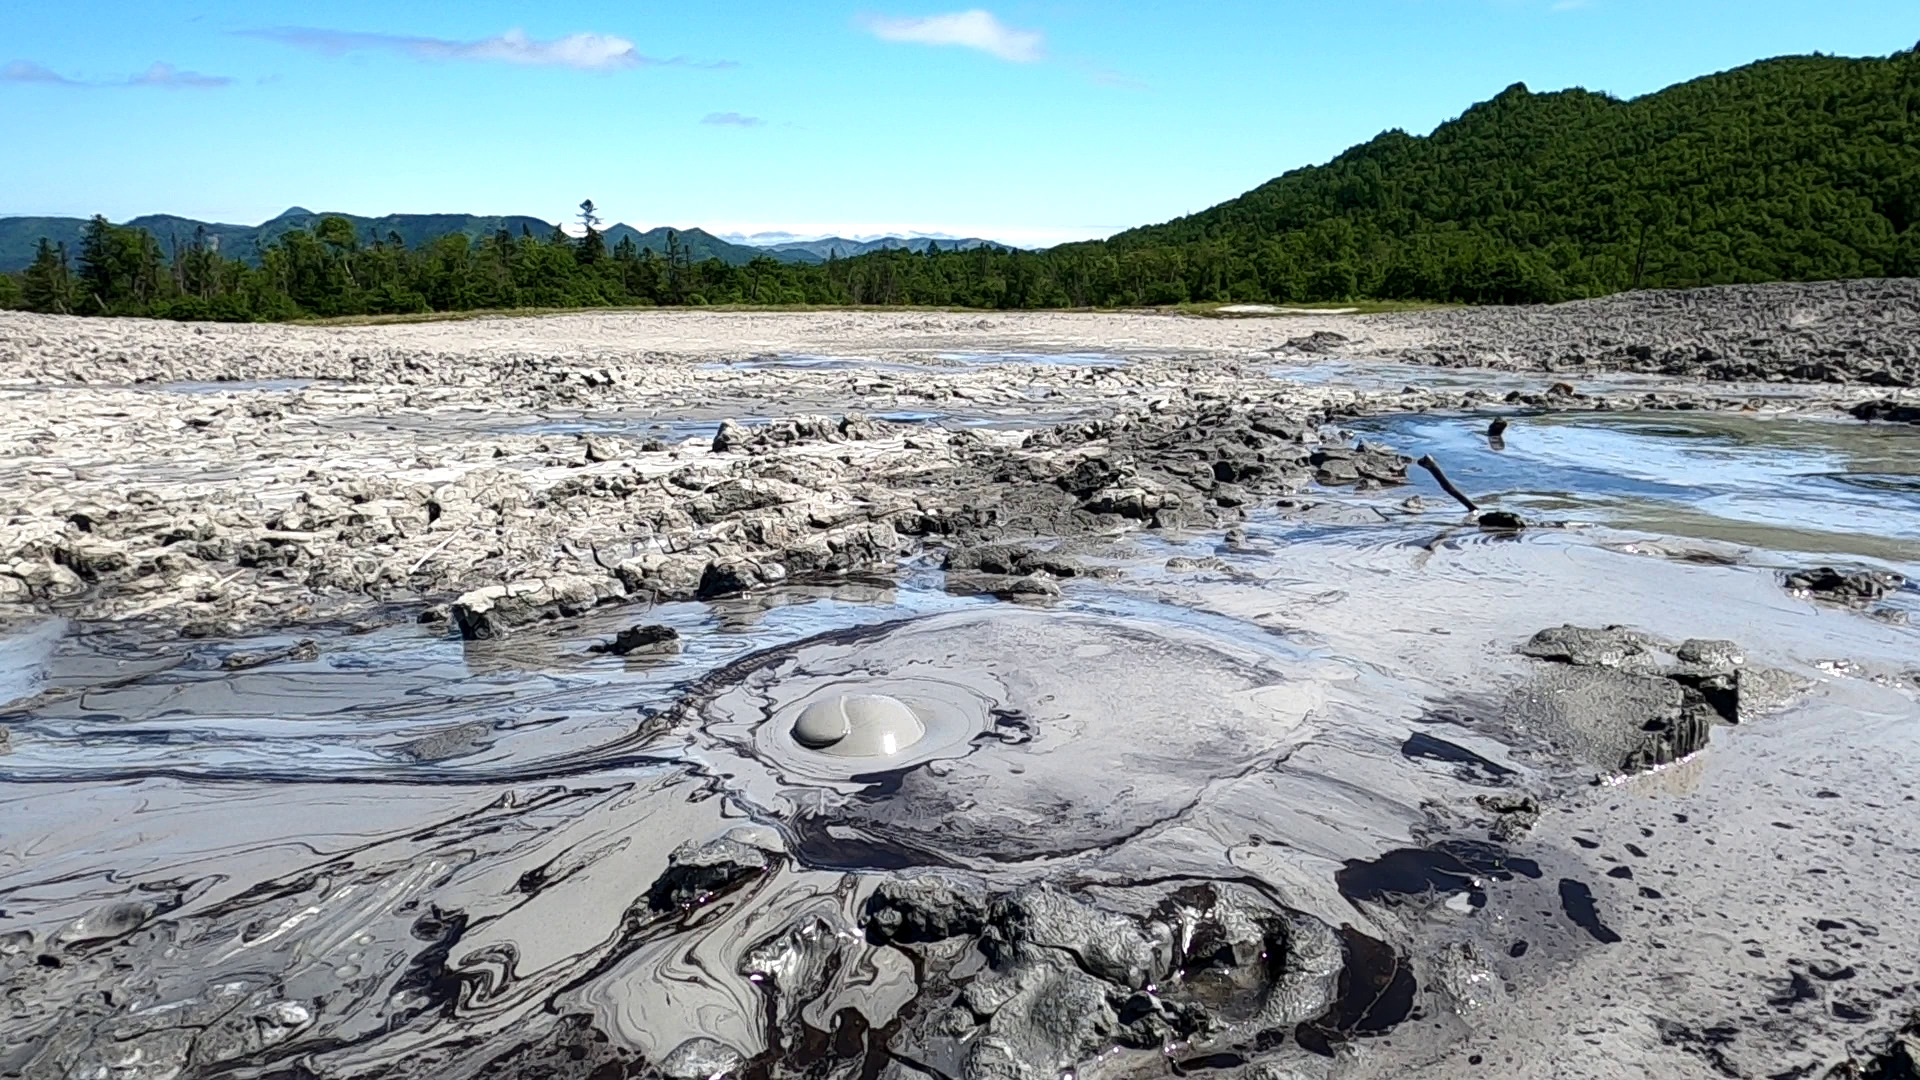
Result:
[1849, 400, 1920, 425]
[985, 884, 1162, 988]
[1282, 331, 1350, 354]
[944, 543, 1085, 579]
[697, 557, 786, 599]
[221, 639, 320, 671]
[837, 413, 881, 440]
[1506, 666, 1701, 774]
[1827, 1015, 1920, 1078]
[647, 838, 771, 911]
[864, 875, 990, 944]
[1786, 566, 1906, 605]
[589, 624, 681, 656]
[1477, 510, 1527, 531]
[1675, 638, 1743, 666]
[1166, 556, 1229, 573]
[1510, 625, 1800, 774]
[711, 419, 750, 452]
[945, 573, 1062, 601]
[1519, 625, 1655, 670]
[1476, 793, 1541, 842]
[1310, 445, 1409, 486]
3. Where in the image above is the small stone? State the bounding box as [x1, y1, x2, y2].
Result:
[712, 420, 749, 453]
[1785, 566, 1904, 605]
[589, 624, 680, 656]
[1166, 556, 1228, 573]
[648, 838, 771, 911]
[1676, 639, 1743, 666]
[659, 1038, 746, 1080]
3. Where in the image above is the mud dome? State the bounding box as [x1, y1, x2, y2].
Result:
[682, 608, 1323, 867]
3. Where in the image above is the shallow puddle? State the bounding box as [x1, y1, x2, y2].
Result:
[1353, 410, 1920, 565]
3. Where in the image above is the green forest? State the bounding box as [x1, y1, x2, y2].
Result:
[2, 46, 1914, 320]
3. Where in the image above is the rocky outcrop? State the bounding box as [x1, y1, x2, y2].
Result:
[1506, 625, 1803, 775]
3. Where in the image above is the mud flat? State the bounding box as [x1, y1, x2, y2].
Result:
[2, 284, 1919, 1080]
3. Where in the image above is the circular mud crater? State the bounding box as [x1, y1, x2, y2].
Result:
[681, 608, 1323, 867]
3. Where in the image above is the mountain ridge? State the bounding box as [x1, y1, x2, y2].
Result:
[0, 210, 1018, 272]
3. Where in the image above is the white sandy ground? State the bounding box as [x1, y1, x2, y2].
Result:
[0, 308, 1417, 382]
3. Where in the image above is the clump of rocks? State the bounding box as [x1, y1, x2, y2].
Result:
[855, 874, 1372, 1080]
[1505, 625, 1803, 775]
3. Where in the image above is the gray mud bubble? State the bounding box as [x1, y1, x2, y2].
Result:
[790, 692, 927, 756]
[1505, 625, 1803, 775]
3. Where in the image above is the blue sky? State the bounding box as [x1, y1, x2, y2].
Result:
[3, 1, 1915, 245]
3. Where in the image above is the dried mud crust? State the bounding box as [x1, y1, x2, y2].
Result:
[1, 284, 1914, 634]
[1373, 278, 1920, 386]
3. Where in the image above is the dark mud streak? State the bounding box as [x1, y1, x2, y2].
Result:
[1336, 840, 1543, 909]
[1400, 731, 1516, 782]
[1294, 927, 1419, 1056]
[1557, 878, 1623, 944]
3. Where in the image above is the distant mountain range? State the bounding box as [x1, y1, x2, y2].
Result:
[0, 208, 1014, 272]
[751, 236, 1004, 260]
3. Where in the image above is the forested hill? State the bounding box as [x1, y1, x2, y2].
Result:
[0, 210, 807, 272]
[1093, 47, 1919, 302]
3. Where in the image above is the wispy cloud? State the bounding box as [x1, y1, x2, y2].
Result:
[243, 26, 733, 71]
[702, 111, 765, 127]
[856, 10, 1044, 63]
[2, 60, 82, 85]
[129, 62, 234, 88]
[1090, 68, 1147, 91]
[3, 58, 232, 88]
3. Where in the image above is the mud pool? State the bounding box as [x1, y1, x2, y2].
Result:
[4, 299, 1920, 1079]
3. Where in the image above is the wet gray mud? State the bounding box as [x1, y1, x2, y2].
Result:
[4, 291, 1920, 1080]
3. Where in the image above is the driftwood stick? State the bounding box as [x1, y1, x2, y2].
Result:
[1416, 455, 1480, 513]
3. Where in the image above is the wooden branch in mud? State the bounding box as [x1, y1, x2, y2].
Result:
[1416, 455, 1480, 513]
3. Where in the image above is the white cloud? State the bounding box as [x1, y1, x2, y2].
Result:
[857, 10, 1045, 63]
[702, 111, 766, 127]
[245, 27, 734, 71]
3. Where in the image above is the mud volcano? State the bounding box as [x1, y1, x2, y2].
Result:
[683, 608, 1323, 867]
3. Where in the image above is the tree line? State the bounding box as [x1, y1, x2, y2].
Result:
[3, 47, 1914, 319]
